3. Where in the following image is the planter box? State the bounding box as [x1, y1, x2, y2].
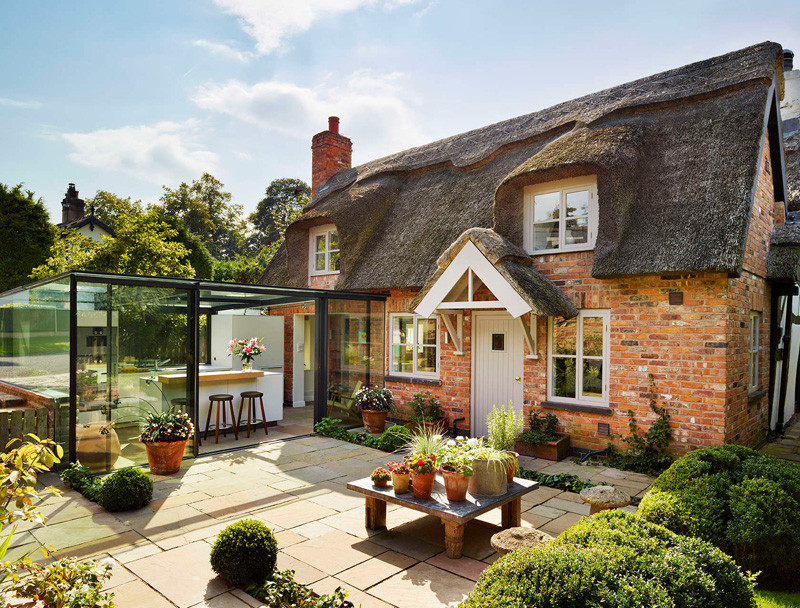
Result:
[515, 435, 570, 461]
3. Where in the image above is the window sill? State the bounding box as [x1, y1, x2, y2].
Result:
[542, 400, 612, 416]
[309, 271, 341, 277]
[385, 375, 442, 387]
[748, 388, 766, 402]
[527, 245, 595, 257]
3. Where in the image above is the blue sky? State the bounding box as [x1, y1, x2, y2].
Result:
[2, 0, 799, 220]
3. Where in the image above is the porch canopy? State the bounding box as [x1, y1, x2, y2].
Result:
[411, 228, 577, 354]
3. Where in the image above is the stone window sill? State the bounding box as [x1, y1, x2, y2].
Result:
[385, 375, 442, 387]
[748, 388, 766, 402]
[541, 400, 613, 416]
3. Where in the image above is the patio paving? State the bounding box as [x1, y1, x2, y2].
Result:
[19, 436, 654, 608]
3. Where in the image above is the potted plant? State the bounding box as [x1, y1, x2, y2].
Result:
[387, 461, 410, 494]
[140, 405, 194, 475]
[467, 439, 512, 496]
[370, 467, 391, 487]
[408, 391, 447, 433]
[407, 455, 437, 499]
[439, 440, 474, 502]
[227, 337, 264, 371]
[487, 402, 524, 482]
[354, 386, 393, 433]
[515, 411, 571, 461]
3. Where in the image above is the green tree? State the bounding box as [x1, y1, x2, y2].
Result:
[159, 173, 245, 260]
[86, 191, 142, 230]
[0, 184, 57, 291]
[153, 213, 214, 279]
[247, 178, 310, 251]
[30, 210, 195, 280]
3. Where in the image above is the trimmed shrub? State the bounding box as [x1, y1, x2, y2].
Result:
[97, 467, 153, 512]
[378, 425, 412, 452]
[460, 511, 756, 608]
[210, 519, 278, 587]
[639, 445, 800, 589]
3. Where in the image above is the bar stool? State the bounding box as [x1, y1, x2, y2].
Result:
[204, 394, 238, 444]
[237, 391, 269, 438]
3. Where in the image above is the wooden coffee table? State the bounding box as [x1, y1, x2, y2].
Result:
[347, 475, 539, 558]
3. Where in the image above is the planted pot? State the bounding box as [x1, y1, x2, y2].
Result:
[515, 435, 570, 461]
[422, 419, 448, 434]
[76, 422, 120, 472]
[505, 451, 520, 483]
[441, 470, 469, 501]
[412, 470, 436, 499]
[362, 409, 388, 434]
[373, 479, 389, 488]
[392, 472, 410, 494]
[144, 439, 187, 475]
[468, 459, 508, 496]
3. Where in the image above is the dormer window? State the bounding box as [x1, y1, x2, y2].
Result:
[523, 176, 598, 255]
[309, 225, 340, 276]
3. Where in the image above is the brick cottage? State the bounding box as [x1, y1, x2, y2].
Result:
[262, 42, 800, 454]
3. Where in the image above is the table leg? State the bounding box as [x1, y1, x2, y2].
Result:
[501, 497, 521, 528]
[442, 520, 465, 559]
[365, 496, 386, 530]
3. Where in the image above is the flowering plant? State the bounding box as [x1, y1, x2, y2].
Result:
[140, 406, 194, 443]
[353, 386, 393, 412]
[440, 441, 474, 476]
[228, 337, 265, 364]
[407, 455, 436, 475]
[386, 462, 410, 475]
[370, 467, 392, 484]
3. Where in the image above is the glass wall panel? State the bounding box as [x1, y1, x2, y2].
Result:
[0, 277, 70, 449]
[74, 280, 192, 471]
[326, 298, 385, 429]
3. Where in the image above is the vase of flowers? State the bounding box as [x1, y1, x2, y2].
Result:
[408, 454, 437, 499]
[354, 386, 393, 433]
[140, 406, 194, 475]
[227, 337, 265, 371]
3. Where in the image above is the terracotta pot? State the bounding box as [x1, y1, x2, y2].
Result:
[468, 459, 508, 496]
[505, 451, 520, 482]
[372, 478, 390, 488]
[392, 472, 410, 494]
[76, 422, 120, 472]
[422, 419, 448, 434]
[144, 440, 187, 475]
[362, 409, 388, 434]
[515, 435, 571, 461]
[412, 470, 436, 499]
[441, 469, 469, 501]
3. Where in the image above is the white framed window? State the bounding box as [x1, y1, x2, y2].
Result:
[309, 225, 340, 276]
[547, 310, 609, 405]
[523, 176, 598, 255]
[750, 312, 761, 391]
[390, 314, 439, 378]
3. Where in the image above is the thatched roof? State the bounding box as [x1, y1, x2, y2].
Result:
[767, 223, 800, 281]
[261, 42, 786, 291]
[409, 228, 578, 318]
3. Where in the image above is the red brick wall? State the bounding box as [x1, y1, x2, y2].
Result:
[310, 274, 339, 290]
[311, 129, 352, 194]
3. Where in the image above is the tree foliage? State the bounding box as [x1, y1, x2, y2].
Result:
[86, 191, 143, 230]
[0, 184, 57, 291]
[160, 173, 245, 260]
[247, 178, 310, 251]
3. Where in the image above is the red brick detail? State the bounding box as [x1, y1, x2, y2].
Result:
[311, 127, 352, 194]
[309, 273, 339, 290]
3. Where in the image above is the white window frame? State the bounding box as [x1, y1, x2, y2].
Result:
[309, 225, 340, 276]
[523, 176, 599, 255]
[750, 311, 761, 391]
[389, 314, 440, 379]
[547, 310, 610, 406]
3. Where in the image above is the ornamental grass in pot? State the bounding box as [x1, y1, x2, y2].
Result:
[387, 461, 410, 494]
[439, 440, 474, 502]
[404, 426, 446, 484]
[140, 406, 194, 475]
[408, 455, 437, 499]
[354, 386, 394, 433]
[468, 440, 512, 496]
[487, 402, 524, 482]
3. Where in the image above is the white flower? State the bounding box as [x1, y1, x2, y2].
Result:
[446, 439, 456, 447]
[456, 436, 465, 442]
[467, 438, 479, 447]
[432, 434, 442, 441]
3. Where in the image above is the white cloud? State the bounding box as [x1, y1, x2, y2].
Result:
[0, 97, 42, 109]
[62, 120, 219, 185]
[204, 0, 418, 56]
[193, 39, 255, 63]
[192, 70, 429, 161]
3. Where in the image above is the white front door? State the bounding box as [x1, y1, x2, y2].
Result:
[472, 313, 524, 438]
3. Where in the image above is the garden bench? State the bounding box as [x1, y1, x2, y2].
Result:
[347, 475, 539, 558]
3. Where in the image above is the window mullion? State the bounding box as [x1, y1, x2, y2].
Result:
[576, 314, 584, 400]
[412, 317, 419, 375]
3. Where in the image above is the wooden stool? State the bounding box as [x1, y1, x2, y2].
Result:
[170, 397, 187, 409]
[204, 394, 238, 444]
[237, 391, 268, 438]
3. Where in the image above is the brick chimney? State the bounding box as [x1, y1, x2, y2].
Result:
[61, 183, 85, 224]
[311, 116, 352, 195]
